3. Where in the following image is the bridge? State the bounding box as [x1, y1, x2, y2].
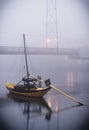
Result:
[0, 46, 79, 55]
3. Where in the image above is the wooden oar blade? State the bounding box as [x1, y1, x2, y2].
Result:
[30, 74, 83, 105]
[49, 84, 83, 105]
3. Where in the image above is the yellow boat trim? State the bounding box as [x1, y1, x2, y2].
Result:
[5, 81, 51, 97]
[5, 81, 15, 89]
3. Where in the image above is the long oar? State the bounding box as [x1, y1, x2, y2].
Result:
[30, 74, 83, 105]
[49, 84, 83, 105]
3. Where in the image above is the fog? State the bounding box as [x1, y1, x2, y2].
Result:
[0, 0, 89, 48]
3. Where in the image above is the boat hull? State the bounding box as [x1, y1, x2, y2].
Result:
[5, 81, 51, 97]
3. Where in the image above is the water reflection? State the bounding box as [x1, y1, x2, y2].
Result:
[7, 94, 52, 129]
[0, 93, 87, 130]
[0, 94, 53, 130]
[46, 96, 59, 112]
[67, 71, 74, 91]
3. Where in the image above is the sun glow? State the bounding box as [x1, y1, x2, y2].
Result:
[46, 38, 57, 43]
[45, 37, 58, 48]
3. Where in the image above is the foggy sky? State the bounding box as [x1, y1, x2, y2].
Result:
[0, 0, 89, 48]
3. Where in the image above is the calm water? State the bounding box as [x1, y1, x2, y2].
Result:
[0, 55, 89, 130]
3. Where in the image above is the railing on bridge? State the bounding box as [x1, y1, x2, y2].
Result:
[0, 46, 79, 55]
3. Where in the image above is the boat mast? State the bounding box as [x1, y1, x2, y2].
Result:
[23, 34, 29, 78]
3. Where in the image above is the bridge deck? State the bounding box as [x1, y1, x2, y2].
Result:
[0, 46, 79, 55]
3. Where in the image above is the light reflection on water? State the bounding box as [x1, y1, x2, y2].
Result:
[0, 93, 88, 130]
[67, 71, 74, 91]
[0, 55, 89, 130]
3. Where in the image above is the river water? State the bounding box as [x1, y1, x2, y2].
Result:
[0, 55, 89, 130]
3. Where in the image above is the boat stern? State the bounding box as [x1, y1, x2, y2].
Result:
[5, 81, 15, 90]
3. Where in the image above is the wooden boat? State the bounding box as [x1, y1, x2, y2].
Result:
[5, 34, 51, 97]
[5, 81, 51, 97]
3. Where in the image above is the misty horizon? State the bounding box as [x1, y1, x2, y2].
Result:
[0, 0, 89, 48]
